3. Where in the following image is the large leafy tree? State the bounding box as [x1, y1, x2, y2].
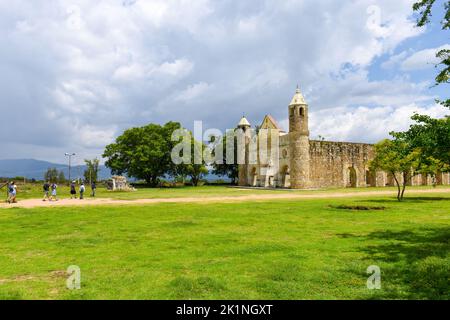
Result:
[392, 114, 450, 165]
[370, 138, 447, 201]
[103, 122, 182, 186]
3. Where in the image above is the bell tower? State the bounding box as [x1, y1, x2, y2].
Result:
[288, 87, 310, 189]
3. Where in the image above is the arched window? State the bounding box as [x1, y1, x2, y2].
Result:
[348, 167, 357, 188]
[251, 167, 258, 187]
[300, 107, 305, 116]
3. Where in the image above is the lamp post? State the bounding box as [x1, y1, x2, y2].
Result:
[64, 153, 76, 183]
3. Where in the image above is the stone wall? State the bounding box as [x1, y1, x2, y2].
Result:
[308, 140, 375, 188]
[240, 136, 450, 189]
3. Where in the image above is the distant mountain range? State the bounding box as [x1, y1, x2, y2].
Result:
[0, 159, 111, 180]
[0, 159, 229, 182]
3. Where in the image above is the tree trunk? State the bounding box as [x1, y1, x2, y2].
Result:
[147, 176, 159, 188]
[400, 171, 409, 201]
[392, 172, 402, 201]
[191, 175, 199, 186]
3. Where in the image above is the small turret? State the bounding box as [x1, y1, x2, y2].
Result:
[289, 87, 309, 135]
[237, 116, 251, 131]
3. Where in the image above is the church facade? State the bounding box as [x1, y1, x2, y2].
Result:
[237, 88, 450, 189]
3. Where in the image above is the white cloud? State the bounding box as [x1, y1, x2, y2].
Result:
[401, 44, 450, 71]
[78, 125, 116, 148]
[154, 59, 194, 77]
[175, 82, 212, 101]
[309, 103, 449, 143]
[382, 44, 450, 71]
[381, 50, 411, 69]
[112, 63, 147, 82]
[0, 0, 444, 163]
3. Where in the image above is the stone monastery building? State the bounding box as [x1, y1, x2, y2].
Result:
[236, 88, 450, 189]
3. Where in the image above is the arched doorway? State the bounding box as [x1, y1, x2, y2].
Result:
[281, 165, 290, 188]
[251, 167, 257, 187]
[365, 169, 376, 187]
[348, 167, 357, 188]
[386, 173, 395, 186]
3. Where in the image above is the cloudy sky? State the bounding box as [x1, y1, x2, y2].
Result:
[0, 0, 448, 164]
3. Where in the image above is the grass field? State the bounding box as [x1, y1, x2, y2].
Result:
[3, 182, 450, 201]
[0, 188, 448, 300]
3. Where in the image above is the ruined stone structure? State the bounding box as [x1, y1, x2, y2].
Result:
[237, 88, 450, 189]
[106, 176, 136, 191]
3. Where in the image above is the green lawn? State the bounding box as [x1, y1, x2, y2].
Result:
[4, 182, 450, 201]
[0, 191, 448, 300]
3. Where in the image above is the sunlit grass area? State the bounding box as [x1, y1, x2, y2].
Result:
[0, 193, 448, 300]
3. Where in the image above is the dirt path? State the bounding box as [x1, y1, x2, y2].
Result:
[1, 188, 449, 209]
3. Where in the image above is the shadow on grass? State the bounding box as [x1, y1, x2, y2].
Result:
[329, 204, 386, 211]
[339, 227, 450, 299]
[358, 197, 450, 204]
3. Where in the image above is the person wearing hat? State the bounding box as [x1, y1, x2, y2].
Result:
[91, 181, 97, 197]
[70, 181, 77, 199]
[43, 181, 50, 201]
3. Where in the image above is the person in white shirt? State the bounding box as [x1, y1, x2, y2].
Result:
[79, 183, 85, 200]
[7, 181, 17, 204]
[50, 183, 58, 201]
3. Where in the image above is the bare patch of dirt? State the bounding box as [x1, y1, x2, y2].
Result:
[0, 188, 449, 209]
[0, 275, 35, 284]
[49, 270, 67, 278]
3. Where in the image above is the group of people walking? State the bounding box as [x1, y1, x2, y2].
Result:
[3, 180, 97, 204]
[43, 181, 96, 201]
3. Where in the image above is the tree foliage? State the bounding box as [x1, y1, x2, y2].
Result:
[391, 114, 450, 165]
[211, 133, 239, 185]
[370, 137, 447, 201]
[375, 109, 450, 201]
[103, 122, 182, 186]
[413, 0, 449, 29]
[44, 168, 59, 182]
[173, 135, 209, 186]
[413, 0, 450, 107]
[103, 122, 209, 187]
[84, 158, 100, 183]
[185, 139, 209, 186]
[58, 171, 66, 183]
[44, 168, 66, 183]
